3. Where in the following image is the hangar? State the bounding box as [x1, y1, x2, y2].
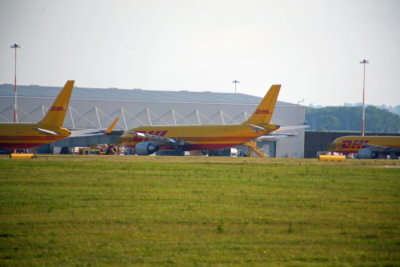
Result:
[0, 83, 306, 157]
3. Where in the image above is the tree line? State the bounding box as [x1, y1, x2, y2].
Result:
[306, 106, 400, 133]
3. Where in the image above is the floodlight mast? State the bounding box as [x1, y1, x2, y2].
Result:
[10, 43, 21, 123]
[232, 80, 240, 94]
[360, 59, 369, 136]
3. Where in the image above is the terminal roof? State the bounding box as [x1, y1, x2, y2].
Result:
[0, 84, 293, 105]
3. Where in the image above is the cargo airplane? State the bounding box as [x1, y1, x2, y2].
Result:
[120, 84, 286, 155]
[329, 135, 400, 159]
[0, 80, 118, 151]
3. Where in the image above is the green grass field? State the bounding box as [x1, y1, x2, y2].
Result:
[0, 155, 399, 266]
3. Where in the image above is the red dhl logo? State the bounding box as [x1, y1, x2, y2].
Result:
[341, 140, 369, 149]
[49, 106, 66, 112]
[255, 109, 271, 115]
[132, 130, 168, 141]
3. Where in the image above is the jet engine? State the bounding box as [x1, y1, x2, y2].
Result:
[135, 142, 159, 155]
[356, 148, 377, 159]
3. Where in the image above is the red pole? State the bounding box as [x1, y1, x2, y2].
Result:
[360, 59, 369, 136]
[13, 47, 18, 123]
[10, 43, 21, 123]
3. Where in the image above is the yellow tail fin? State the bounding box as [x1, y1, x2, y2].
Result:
[243, 84, 281, 125]
[39, 80, 75, 127]
[104, 118, 119, 134]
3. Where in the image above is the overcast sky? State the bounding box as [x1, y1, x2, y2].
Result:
[1, 0, 399, 106]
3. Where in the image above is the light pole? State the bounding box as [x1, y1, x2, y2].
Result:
[10, 43, 21, 123]
[232, 80, 240, 93]
[360, 59, 369, 136]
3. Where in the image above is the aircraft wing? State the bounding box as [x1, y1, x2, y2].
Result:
[354, 141, 399, 153]
[130, 131, 187, 147]
[254, 125, 308, 141]
[69, 118, 119, 137]
[69, 129, 105, 136]
[276, 125, 309, 132]
[255, 133, 298, 141]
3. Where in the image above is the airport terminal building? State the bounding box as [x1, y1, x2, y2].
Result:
[0, 84, 306, 157]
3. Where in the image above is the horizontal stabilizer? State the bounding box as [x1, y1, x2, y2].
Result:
[246, 124, 267, 132]
[34, 128, 59, 136]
